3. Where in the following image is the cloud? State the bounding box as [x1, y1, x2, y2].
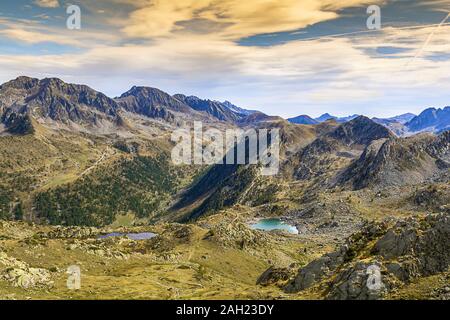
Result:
[1, 0, 450, 118]
[1, 23, 449, 116]
[34, 0, 60, 8]
[120, 0, 385, 39]
[0, 28, 79, 45]
[0, 18, 120, 47]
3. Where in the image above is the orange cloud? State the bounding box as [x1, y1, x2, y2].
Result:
[121, 0, 385, 39]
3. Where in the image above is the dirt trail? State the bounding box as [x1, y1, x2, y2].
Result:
[80, 147, 114, 177]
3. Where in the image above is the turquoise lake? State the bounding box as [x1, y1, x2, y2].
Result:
[250, 218, 299, 234]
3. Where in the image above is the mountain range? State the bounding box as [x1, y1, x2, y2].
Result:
[0, 76, 449, 300]
[2, 76, 448, 137]
[288, 109, 450, 136]
[0, 76, 256, 135]
[287, 113, 360, 125]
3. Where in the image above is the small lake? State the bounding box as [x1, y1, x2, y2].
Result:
[250, 218, 299, 235]
[98, 232, 157, 240]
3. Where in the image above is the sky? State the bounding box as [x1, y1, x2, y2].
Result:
[0, 0, 450, 118]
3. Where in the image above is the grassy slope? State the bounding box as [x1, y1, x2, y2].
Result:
[0, 219, 313, 300]
[0, 127, 201, 226]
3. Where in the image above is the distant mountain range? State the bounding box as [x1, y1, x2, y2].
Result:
[287, 115, 319, 125]
[173, 94, 242, 122]
[288, 113, 361, 125]
[288, 109, 450, 136]
[406, 107, 450, 133]
[1, 76, 449, 138]
[221, 101, 257, 116]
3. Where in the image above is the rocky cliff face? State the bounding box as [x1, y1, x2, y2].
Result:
[116, 86, 192, 122]
[0, 76, 120, 129]
[285, 214, 450, 300]
[0, 77, 246, 133]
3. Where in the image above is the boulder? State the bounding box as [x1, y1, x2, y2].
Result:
[257, 266, 295, 287]
[327, 262, 387, 300]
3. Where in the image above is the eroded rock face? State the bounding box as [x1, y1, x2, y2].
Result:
[285, 214, 450, 300]
[338, 132, 450, 190]
[385, 257, 421, 282]
[372, 219, 420, 259]
[373, 214, 450, 277]
[285, 253, 342, 292]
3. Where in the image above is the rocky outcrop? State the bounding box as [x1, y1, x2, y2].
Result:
[372, 214, 450, 277]
[66, 239, 128, 259]
[257, 266, 297, 287]
[338, 131, 450, 189]
[2, 267, 52, 289]
[0, 251, 53, 289]
[203, 217, 269, 249]
[2, 112, 35, 135]
[286, 214, 450, 300]
[326, 261, 392, 300]
[285, 221, 388, 292]
[46, 226, 100, 239]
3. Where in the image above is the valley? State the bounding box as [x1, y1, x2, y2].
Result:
[0, 76, 448, 300]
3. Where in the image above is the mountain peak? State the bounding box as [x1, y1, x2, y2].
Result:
[1, 76, 39, 90]
[174, 94, 242, 122]
[330, 116, 395, 146]
[120, 86, 168, 99]
[315, 113, 360, 123]
[315, 113, 335, 122]
[0, 76, 119, 128]
[222, 101, 256, 116]
[288, 115, 319, 125]
[406, 106, 450, 133]
[116, 86, 190, 121]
